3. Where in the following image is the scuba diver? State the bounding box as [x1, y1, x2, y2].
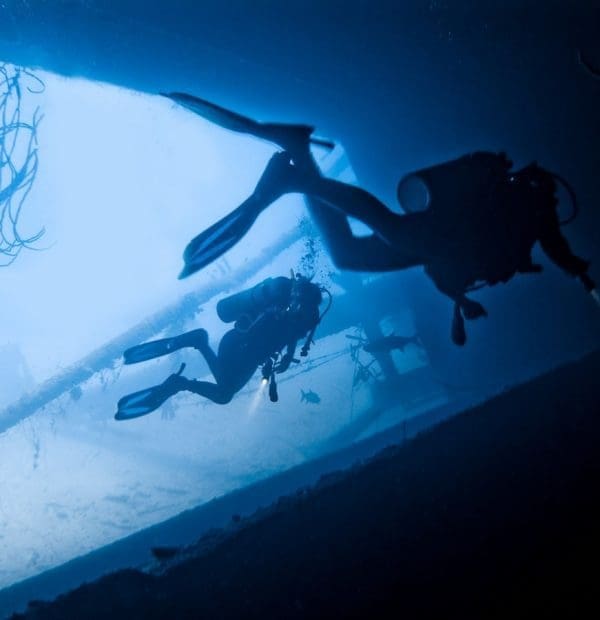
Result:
[115, 273, 330, 420]
[161, 93, 597, 345]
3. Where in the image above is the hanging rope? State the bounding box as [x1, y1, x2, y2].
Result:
[0, 63, 45, 265]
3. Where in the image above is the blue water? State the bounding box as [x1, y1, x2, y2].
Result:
[0, 0, 599, 609]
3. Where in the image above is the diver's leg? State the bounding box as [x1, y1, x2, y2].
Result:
[181, 356, 258, 405]
[258, 150, 439, 262]
[175, 328, 221, 379]
[304, 196, 422, 271]
[261, 147, 401, 235]
[183, 149, 433, 277]
[212, 330, 259, 388]
[196, 343, 219, 380]
[176, 379, 237, 405]
[174, 330, 260, 404]
[302, 175, 437, 262]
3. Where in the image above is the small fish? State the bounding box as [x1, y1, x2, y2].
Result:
[300, 389, 321, 404]
[363, 334, 421, 354]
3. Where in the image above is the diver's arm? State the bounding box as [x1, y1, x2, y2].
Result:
[276, 340, 298, 373]
[538, 209, 591, 280]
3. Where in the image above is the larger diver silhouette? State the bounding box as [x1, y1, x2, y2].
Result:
[162, 93, 597, 345]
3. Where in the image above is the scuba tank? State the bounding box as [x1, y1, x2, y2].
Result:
[217, 277, 292, 330]
[396, 151, 513, 216]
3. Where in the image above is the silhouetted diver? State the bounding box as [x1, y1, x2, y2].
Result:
[116, 274, 329, 419]
[163, 93, 596, 345]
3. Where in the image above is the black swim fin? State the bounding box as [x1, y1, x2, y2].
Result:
[179, 150, 297, 278]
[161, 92, 335, 154]
[179, 199, 262, 279]
[123, 330, 208, 364]
[115, 364, 186, 420]
[123, 336, 182, 365]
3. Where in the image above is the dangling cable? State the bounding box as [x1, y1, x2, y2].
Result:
[0, 63, 44, 265]
[550, 171, 580, 226]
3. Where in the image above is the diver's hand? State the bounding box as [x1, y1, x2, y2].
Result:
[578, 272, 600, 307]
[579, 271, 596, 293]
[275, 353, 298, 373]
[275, 354, 292, 373]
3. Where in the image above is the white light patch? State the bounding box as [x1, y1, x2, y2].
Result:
[248, 377, 268, 417]
[0, 69, 276, 383]
[0, 70, 435, 600]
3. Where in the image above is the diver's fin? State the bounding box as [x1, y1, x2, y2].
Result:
[180, 150, 298, 278]
[115, 364, 186, 420]
[123, 336, 182, 365]
[161, 92, 335, 153]
[162, 92, 263, 135]
[179, 200, 261, 279]
[115, 385, 172, 420]
[123, 330, 208, 364]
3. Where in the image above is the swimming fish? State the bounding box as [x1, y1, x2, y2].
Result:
[300, 389, 321, 404]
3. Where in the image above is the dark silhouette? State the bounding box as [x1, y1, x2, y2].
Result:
[577, 48, 600, 79]
[164, 93, 595, 345]
[300, 389, 320, 404]
[20, 351, 600, 620]
[115, 275, 328, 419]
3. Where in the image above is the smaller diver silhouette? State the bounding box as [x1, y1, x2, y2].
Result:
[162, 93, 596, 346]
[115, 274, 330, 420]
